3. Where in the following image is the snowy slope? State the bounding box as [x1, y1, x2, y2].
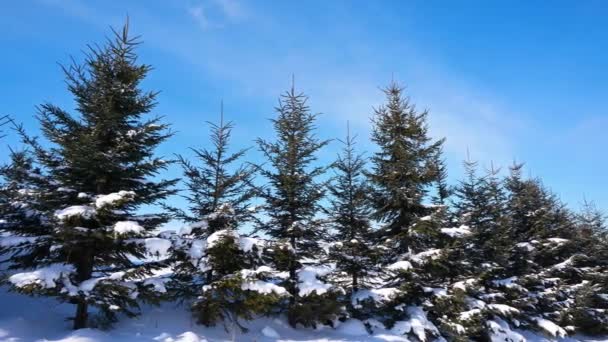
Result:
[1, 287, 607, 342]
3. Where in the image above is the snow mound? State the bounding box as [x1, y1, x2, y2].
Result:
[391, 306, 438, 341]
[241, 280, 287, 295]
[113, 221, 144, 234]
[488, 318, 525, 342]
[336, 319, 368, 336]
[440, 225, 471, 237]
[95, 190, 135, 208]
[9, 263, 75, 289]
[261, 326, 280, 338]
[532, 316, 567, 337]
[54, 205, 95, 220]
[387, 260, 413, 271]
[297, 265, 333, 296]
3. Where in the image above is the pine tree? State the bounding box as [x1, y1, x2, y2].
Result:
[255, 82, 332, 326]
[431, 147, 450, 206]
[368, 81, 445, 255]
[168, 105, 255, 294]
[0, 23, 177, 329]
[326, 123, 379, 314]
[171, 104, 255, 232]
[367, 82, 451, 339]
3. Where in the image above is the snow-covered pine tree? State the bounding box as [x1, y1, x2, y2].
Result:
[255, 83, 337, 327]
[451, 159, 508, 275]
[457, 164, 584, 338]
[166, 105, 278, 330]
[430, 147, 451, 206]
[367, 81, 450, 339]
[368, 81, 445, 255]
[561, 201, 608, 335]
[0, 23, 177, 329]
[325, 123, 379, 318]
[168, 105, 256, 292]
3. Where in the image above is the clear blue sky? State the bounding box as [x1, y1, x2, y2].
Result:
[1, 0, 607, 216]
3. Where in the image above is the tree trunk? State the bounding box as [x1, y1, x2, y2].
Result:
[73, 298, 88, 330]
[352, 272, 358, 292]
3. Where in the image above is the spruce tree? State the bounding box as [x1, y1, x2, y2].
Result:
[368, 81, 445, 255]
[367, 82, 451, 339]
[255, 83, 332, 326]
[168, 105, 255, 292]
[326, 124, 379, 312]
[0, 23, 176, 329]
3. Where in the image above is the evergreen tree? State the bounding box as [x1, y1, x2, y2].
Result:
[0, 23, 177, 329]
[431, 147, 450, 206]
[168, 105, 255, 294]
[171, 104, 255, 232]
[326, 123, 379, 313]
[368, 81, 445, 255]
[255, 83, 332, 326]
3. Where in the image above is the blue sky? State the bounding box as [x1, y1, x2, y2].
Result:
[1, 0, 607, 215]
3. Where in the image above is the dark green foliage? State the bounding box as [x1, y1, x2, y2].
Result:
[192, 273, 282, 332]
[286, 291, 343, 329]
[170, 106, 254, 233]
[326, 124, 379, 296]
[254, 84, 330, 324]
[368, 81, 445, 254]
[0, 23, 176, 330]
[167, 105, 255, 303]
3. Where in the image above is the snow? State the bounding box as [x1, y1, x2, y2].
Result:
[551, 256, 575, 270]
[532, 316, 567, 337]
[452, 278, 476, 291]
[206, 229, 238, 248]
[241, 280, 287, 295]
[145, 238, 172, 258]
[114, 221, 145, 234]
[95, 190, 135, 208]
[390, 306, 438, 342]
[459, 308, 481, 320]
[545, 237, 569, 245]
[487, 304, 520, 316]
[178, 221, 208, 236]
[0, 285, 599, 342]
[335, 319, 368, 336]
[516, 242, 536, 251]
[261, 326, 280, 338]
[143, 278, 168, 293]
[492, 276, 519, 288]
[410, 249, 442, 264]
[387, 260, 413, 271]
[352, 288, 399, 306]
[8, 263, 75, 289]
[239, 236, 261, 253]
[440, 225, 471, 237]
[297, 265, 333, 296]
[488, 318, 526, 342]
[54, 205, 96, 220]
[0, 236, 40, 247]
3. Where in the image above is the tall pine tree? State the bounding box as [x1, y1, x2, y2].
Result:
[168, 104, 256, 292]
[326, 123, 378, 306]
[368, 81, 445, 256]
[255, 83, 333, 326]
[0, 23, 177, 329]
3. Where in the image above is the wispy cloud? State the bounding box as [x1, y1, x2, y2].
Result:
[36, 0, 525, 174]
[188, 0, 248, 30]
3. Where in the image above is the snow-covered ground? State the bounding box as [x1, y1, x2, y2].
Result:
[1, 288, 607, 342]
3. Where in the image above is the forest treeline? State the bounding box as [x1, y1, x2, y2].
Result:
[0, 23, 607, 341]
